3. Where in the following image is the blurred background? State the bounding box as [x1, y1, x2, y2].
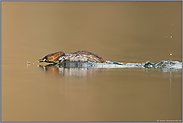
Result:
[2, 1, 182, 64]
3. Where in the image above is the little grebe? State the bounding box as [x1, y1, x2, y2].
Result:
[38, 50, 106, 63]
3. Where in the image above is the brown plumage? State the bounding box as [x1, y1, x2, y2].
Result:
[38, 50, 106, 63]
[71, 50, 106, 63]
[38, 51, 65, 63]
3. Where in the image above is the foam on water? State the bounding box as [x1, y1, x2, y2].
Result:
[57, 53, 182, 69]
[57, 60, 182, 69]
[38, 60, 182, 76]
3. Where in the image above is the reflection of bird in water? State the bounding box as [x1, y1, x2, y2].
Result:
[38, 50, 106, 64]
[38, 64, 102, 77]
[38, 64, 61, 76]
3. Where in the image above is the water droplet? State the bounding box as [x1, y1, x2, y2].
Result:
[170, 35, 173, 39]
[27, 61, 30, 64]
[170, 53, 172, 56]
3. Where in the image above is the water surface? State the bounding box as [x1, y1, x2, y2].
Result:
[1, 1, 182, 122]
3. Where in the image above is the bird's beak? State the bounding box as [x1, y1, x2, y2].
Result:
[38, 58, 46, 62]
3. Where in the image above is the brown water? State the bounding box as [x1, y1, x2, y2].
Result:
[1, 1, 182, 122]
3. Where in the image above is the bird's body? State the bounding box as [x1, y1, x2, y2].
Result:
[38, 50, 106, 63]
